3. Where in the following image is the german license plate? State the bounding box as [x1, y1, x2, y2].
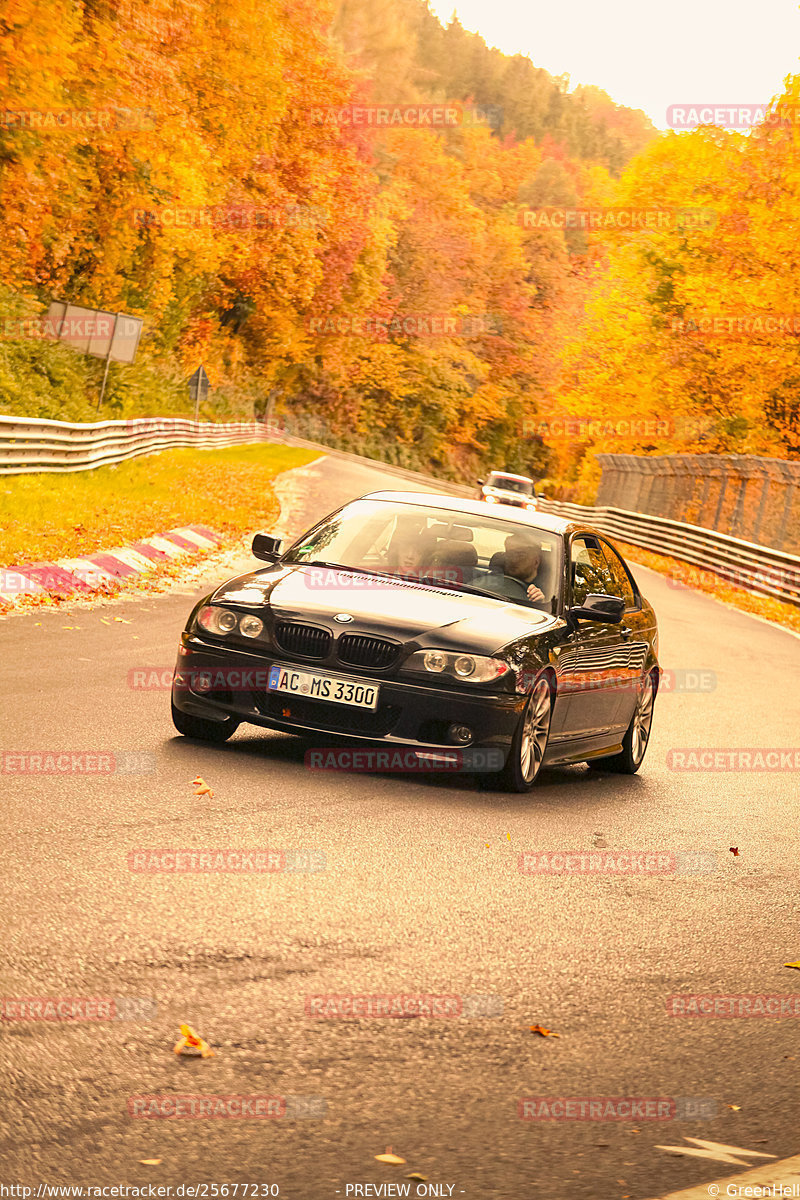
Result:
[268, 664, 380, 710]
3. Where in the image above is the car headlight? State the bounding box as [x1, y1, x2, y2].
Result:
[404, 650, 510, 684]
[198, 606, 237, 635]
[485, 494, 497, 504]
[196, 606, 265, 639]
[423, 650, 447, 672]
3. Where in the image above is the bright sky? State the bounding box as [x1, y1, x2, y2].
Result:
[426, 0, 800, 129]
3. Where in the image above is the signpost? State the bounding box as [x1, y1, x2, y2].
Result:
[188, 365, 210, 420]
[44, 300, 144, 411]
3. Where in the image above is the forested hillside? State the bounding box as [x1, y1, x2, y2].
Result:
[0, 0, 797, 493]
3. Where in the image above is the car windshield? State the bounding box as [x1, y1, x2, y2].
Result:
[487, 474, 533, 495]
[282, 499, 562, 611]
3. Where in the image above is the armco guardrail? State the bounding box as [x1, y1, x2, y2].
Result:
[2, 415, 798, 607]
[0, 415, 272, 475]
[537, 497, 800, 608]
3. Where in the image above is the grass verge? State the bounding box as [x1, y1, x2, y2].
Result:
[620, 541, 800, 636]
[0, 443, 319, 566]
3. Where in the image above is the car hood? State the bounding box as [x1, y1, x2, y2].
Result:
[211, 564, 555, 653]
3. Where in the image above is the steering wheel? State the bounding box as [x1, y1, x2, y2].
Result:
[500, 574, 529, 600]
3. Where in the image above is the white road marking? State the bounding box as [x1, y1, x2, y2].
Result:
[644, 1150, 800, 1200]
[655, 1137, 776, 1165]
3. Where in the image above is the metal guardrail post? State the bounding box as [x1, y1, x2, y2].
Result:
[638, 458, 659, 514]
[675, 454, 698, 523]
[712, 459, 730, 532]
[751, 459, 772, 545]
[774, 461, 798, 552]
[696, 457, 715, 528]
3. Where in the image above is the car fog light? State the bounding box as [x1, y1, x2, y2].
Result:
[423, 650, 447, 672]
[454, 655, 476, 677]
[239, 615, 263, 638]
[194, 672, 212, 693]
[448, 723, 473, 745]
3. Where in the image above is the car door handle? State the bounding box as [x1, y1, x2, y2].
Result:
[620, 625, 632, 639]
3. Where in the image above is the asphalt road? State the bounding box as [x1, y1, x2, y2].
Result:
[2, 452, 800, 1200]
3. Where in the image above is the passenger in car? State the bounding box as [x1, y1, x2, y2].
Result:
[386, 531, 438, 579]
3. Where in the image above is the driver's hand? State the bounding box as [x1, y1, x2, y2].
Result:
[527, 584, 545, 602]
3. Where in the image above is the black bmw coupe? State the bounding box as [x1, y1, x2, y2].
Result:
[171, 491, 659, 791]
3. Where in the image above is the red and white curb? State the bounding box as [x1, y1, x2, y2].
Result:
[0, 525, 223, 605]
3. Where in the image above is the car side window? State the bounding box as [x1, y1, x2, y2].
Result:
[569, 535, 617, 606]
[600, 541, 638, 610]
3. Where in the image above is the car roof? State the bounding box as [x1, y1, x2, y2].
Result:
[487, 471, 533, 483]
[361, 490, 577, 535]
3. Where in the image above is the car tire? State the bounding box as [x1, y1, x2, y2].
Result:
[495, 672, 554, 793]
[171, 698, 240, 743]
[587, 668, 657, 774]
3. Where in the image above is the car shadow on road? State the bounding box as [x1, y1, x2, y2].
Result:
[161, 727, 649, 809]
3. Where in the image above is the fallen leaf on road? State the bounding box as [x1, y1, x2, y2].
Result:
[784, 961, 800, 970]
[173, 1024, 214, 1057]
[406, 1174, 427, 1182]
[375, 1148, 406, 1164]
[114, 617, 131, 623]
[192, 775, 214, 797]
[729, 847, 739, 856]
[727, 1105, 741, 1111]
[139, 1160, 162, 1166]
[530, 1025, 560, 1037]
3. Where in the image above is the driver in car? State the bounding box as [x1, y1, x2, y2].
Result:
[481, 532, 547, 605]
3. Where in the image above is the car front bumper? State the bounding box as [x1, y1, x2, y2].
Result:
[172, 634, 524, 762]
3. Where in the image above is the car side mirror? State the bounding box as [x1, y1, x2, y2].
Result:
[568, 593, 625, 623]
[477, 478, 485, 486]
[252, 533, 283, 562]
